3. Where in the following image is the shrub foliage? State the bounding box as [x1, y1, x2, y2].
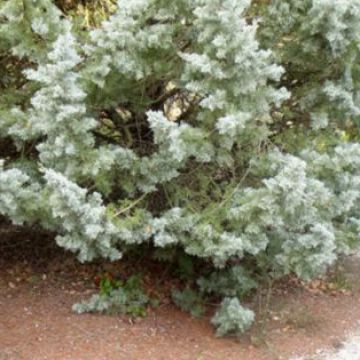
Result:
[1, 0, 360, 335]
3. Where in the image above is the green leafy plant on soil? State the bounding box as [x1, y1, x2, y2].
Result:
[73, 273, 151, 317]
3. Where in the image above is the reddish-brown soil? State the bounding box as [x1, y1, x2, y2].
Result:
[1, 228, 360, 360]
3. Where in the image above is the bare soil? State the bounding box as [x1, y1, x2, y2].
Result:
[1, 226, 360, 360]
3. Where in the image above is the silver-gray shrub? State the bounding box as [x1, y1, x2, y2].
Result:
[0, 0, 359, 335]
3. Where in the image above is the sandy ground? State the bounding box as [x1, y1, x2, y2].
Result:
[292, 330, 360, 360]
[1, 231, 360, 360]
[291, 253, 360, 360]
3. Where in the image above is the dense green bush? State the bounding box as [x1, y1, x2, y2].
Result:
[1, 0, 360, 335]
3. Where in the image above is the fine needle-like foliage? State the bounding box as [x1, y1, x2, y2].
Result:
[0, 0, 360, 335]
